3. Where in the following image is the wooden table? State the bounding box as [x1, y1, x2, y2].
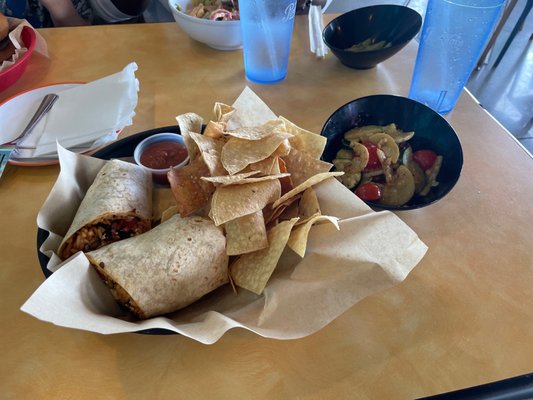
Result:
[2, 17, 532, 399]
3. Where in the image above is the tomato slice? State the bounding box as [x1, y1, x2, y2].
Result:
[413, 149, 437, 171]
[355, 182, 382, 201]
[362, 142, 381, 170]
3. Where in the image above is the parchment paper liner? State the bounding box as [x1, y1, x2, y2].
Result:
[21, 90, 427, 344]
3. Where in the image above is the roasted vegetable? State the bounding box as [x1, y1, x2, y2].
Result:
[333, 123, 443, 206]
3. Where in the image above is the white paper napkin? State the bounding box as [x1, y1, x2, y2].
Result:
[14, 62, 139, 158]
[308, 5, 328, 58]
[0, 18, 49, 71]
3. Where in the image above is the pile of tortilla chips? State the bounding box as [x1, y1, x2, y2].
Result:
[167, 102, 343, 296]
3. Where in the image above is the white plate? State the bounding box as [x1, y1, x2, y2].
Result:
[0, 82, 103, 166]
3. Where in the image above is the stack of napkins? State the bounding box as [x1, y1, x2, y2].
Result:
[14, 62, 139, 158]
[308, 5, 328, 58]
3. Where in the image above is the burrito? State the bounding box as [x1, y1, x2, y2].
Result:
[86, 214, 229, 319]
[58, 159, 152, 260]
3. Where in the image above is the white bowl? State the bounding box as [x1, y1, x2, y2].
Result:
[168, 0, 242, 51]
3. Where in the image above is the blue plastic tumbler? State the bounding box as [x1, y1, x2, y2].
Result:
[408, 0, 505, 114]
[239, 0, 297, 84]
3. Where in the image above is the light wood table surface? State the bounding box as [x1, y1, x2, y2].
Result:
[1, 17, 532, 400]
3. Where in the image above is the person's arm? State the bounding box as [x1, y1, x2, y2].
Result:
[39, 0, 90, 26]
[109, 0, 151, 16]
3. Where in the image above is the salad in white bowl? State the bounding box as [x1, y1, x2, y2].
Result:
[168, 0, 242, 50]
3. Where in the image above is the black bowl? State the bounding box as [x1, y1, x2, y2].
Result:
[320, 95, 463, 210]
[323, 5, 422, 69]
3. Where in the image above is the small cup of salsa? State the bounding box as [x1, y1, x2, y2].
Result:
[133, 133, 189, 184]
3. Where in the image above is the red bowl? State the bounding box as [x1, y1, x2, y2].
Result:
[0, 26, 37, 93]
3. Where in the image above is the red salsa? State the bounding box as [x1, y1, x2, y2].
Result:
[140, 140, 188, 170]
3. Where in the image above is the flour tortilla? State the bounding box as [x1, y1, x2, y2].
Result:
[86, 214, 229, 319]
[58, 159, 152, 260]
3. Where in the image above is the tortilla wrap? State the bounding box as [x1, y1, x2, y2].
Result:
[86, 214, 229, 319]
[58, 159, 152, 260]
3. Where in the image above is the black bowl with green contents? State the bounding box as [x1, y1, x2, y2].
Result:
[323, 5, 422, 69]
[320, 95, 463, 210]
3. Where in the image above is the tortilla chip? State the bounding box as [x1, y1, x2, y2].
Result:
[189, 131, 227, 176]
[203, 120, 226, 139]
[227, 268, 238, 294]
[298, 188, 321, 221]
[221, 131, 292, 175]
[209, 179, 281, 226]
[152, 186, 178, 222]
[225, 120, 284, 141]
[230, 218, 299, 294]
[225, 211, 268, 255]
[226, 86, 278, 130]
[202, 173, 289, 186]
[282, 147, 333, 187]
[287, 215, 339, 257]
[272, 172, 344, 209]
[213, 102, 235, 123]
[270, 158, 281, 175]
[280, 116, 327, 159]
[176, 112, 203, 160]
[264, 193, 302, 225]
[278, 200, 301, 222]
[168, 156, 215, 217]
[160, 206, 178, 223]
[277, 157, 293, 195]
[245, 156, 279, 176]
[201, 170, 259, 185]
[263, 205, 286, 227]
[271, 139, 291, 158]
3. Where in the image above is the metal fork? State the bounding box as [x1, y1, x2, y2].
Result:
[0, 93, 59, 179]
